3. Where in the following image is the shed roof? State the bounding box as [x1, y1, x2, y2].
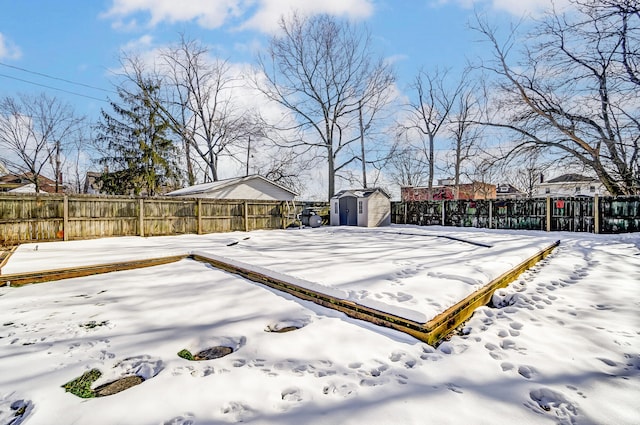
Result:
[332, 188, 390, 199]
[166, 175, 298, 200]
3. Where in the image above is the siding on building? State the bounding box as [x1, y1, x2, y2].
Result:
[166, 175, 297, 201]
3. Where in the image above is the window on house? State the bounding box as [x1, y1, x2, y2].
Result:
[545, 188, 550, 194]
[358, 201, 363, 214]
[575, 186, 581, 193]
[590, 186, 596, 193]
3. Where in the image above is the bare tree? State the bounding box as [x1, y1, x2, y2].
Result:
[117, 38, 255, 185]
[385, 130, 429, 187]
[159, 38, 254, 183]
[61, 124, 92, 194]
[401, 68, 465, 197]
[504, 149, 554, 198]
[0, 93, 82, 192]
[446, 77, 484, 199]
[474, 0, 639, 195]
[255, 13, 395, 200]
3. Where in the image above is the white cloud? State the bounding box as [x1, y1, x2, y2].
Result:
[104, 0, 246, 30]
[434, 0, 573, 17]
[490, 0, 572, 16]
[240, 0, 375, 33]
[103, 0, 374, 33]
[121, 34, 154, 52]
[0, 33, 22, 60]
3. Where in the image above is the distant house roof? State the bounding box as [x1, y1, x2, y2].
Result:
[545, 174, 597, 183]
[332, 188, 391, 199]
[166, 175, 297, 201]
[0, 173, 59, 193]
[496, 183, 524, 194]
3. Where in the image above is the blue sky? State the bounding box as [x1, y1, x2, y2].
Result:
[0, 0, 557, 117]
[0, 0, 565, 196]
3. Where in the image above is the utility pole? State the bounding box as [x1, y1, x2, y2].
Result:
[55, 140, 61, 193]
[358, 100, 367, 188]
[246, 135, 251, 176]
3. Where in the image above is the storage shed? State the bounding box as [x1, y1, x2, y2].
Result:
[166, 175, 297, 201]
[330, 188, 391, 227]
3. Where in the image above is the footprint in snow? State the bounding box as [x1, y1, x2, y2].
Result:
[0, 394, 33, 425]
[446, 383, 463, 394]
[389, 351, 418, 369]
[281, 387, 303, 402]
[323, 382, 357, 398]
[162, 413, 195, 425]
[526, 387, 578, 424]
[359, 377, 389, 387]
[220, 401, 253, 422]
[500, 362, 514, 372]
[517, 365, 536, 379]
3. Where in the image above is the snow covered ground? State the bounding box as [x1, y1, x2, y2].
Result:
[2, 227, 559, 323]
[0, 226, 638, 425]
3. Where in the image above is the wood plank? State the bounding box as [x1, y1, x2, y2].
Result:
[0, 245, 18, 274]
[0, 255, 188, 286]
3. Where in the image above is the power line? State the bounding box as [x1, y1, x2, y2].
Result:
[0, 73, 110, 103]
[0, 61, 116, 94]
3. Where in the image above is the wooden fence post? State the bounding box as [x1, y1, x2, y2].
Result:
[281, 202, 286, 229]
[488, 200, 493, 229]
[63, 195, 69, 241]
[594, 194, 600, 234]
[139, 198, 145, 237]
[244, 201, 249, 232]
[546, 197, 551, 232]
[197, 199, 202, 235]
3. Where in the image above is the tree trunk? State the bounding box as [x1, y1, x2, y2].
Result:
[327, 145, 335, 201]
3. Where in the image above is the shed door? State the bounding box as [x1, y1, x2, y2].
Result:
[339, 196, 358, 226]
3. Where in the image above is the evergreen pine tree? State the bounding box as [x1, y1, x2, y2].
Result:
[96, 80, 179, 195]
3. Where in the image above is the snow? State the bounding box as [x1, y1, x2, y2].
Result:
[2, 227, 559, 323]
[1, 226, 639, 425]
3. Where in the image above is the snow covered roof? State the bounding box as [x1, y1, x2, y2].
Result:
[331, 188, 390, 199]
[7, 183, 51, 194]
[165, 175, 297, 201]
[545, 174, 597, 183]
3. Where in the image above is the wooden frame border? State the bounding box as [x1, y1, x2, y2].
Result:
[0, 241, 559, 345]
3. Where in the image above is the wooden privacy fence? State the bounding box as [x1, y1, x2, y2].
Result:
[0, 193, 313, 245]
[392, 196, 640, 234]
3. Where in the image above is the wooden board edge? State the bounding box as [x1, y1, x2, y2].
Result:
[0, 255, 188, 287]
[0, 245, 19, 274]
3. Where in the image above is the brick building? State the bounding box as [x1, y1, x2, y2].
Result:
[401, 180, 496, 201]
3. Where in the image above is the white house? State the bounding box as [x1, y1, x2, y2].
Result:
[534, 174, 609, 197]
[166, 175, 297, 201]
[330, 188, 391, 227]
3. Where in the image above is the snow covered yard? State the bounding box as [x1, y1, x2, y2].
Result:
[0, 226, 639, 424]
[1, 227, 560, 323]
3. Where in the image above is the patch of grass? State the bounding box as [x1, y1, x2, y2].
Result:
[177, 349, 194, 361]
[79, 320, 109, 329]
[62, 369, 102, 398]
